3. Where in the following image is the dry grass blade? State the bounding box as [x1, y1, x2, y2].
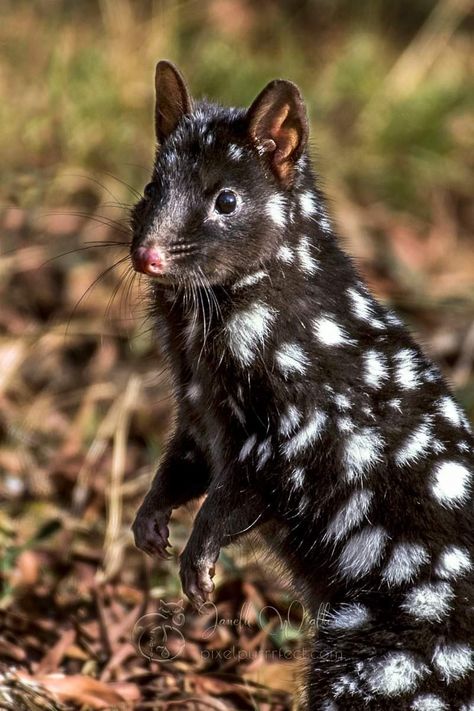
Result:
[100, 374, 141, 581]
[0, 670, 66, 711]
[0, 342, 27, 395]
[383, 0, 473, 97]
[357, 0, 473, 129]
[17, 672, 139, 710]
[71, 384, 123, 514]
[35, 628, 76, 676]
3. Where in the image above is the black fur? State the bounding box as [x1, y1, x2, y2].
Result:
[131, 63, 474, 710]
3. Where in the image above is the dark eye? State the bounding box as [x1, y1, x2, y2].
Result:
[144, 182, 158, 201]
[215, 189, 238, 215]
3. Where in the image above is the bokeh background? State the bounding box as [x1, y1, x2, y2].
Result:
[1, 1, 473, 709]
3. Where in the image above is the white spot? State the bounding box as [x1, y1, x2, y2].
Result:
[344, 427, 384, 482]
[388, 398, 403, 413]
[432, 440, 446, 454]
[276, 244, 294, 264]
[186, 382, 202, 402]
[299, 190, 318, 216]
[438, 395, 467, 429]
[282, 409, 327, 459]
[297, 493, 310, 513]
[382, 542, 429, 586]
[393, 349, 420, 390]
[461, 702, 474, 711]
[338, 416, 354, 433]
[347, 288, 386, 329]
[333, 393, 351, 411]
[363, 350, 389, 389]
[291, 467, 305, 488]
[431, 460, 471, 507]
[227, 396, 245, 424]
[411, 694, 448, 710]
[232, 271, 268, 291]
[402, 581, 454, 622]
[319, 216, 332, 232]
[239, 434, 257, 461]
[313, 316, 354, 347]
[432, 642, 473, 683]
[256, 437, 272, 470]
[296, 153, 308, 170]
[275, 342, 309, 377]
[365, 651, 429, 696]
[338, 526, 388, 579]
[424, 366, 440, 383]
[226, 301, 277, 366]
[435, 545, 471, 579]
[395, 420, 433, 466]
[326, 603, 371, 630]
[332, 674, 360, 697]
[227, 143, 244, 160]
[347, 288, 372, 320]
[385, 310, 403, 327]
[458, 441, 470, 453]
[296, 235, 319, 274]
[324, 489, 374, 544]
[266, 194, 287, 227]
[279, 404, 302, 436]
[320, 702, 338, 711]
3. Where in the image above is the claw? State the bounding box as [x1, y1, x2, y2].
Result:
[132, 507, 172, 560]
[156, 546, 172, 560]
[180, 554, 216, 607]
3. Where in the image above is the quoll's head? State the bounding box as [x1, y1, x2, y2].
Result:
[131, 60, 310, 286]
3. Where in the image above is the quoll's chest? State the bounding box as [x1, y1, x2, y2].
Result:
[154, 313, 247, 471]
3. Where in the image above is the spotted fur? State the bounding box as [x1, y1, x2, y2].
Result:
[131, 62, 474, 710]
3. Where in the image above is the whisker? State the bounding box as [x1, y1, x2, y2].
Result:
[196, 272, 208, 367]
[60, 173, 126, 204]
[65, 254, 130, 337]
[102, 170, 143, 200]
[123, 268, 139, 322]
[40, 242, 128, 269]
[101, 201, 135, 211]
[103, 263, 131, 325]
[43, 210, 131, 237]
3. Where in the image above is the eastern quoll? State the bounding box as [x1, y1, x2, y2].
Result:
[130, 61, 474, 710]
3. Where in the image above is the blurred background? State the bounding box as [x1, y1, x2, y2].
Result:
[0, 1, 473, 709]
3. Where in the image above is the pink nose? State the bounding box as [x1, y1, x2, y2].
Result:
[132, 246, 166, 276]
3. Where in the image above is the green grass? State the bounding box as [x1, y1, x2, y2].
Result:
[0, 0, 472, 219]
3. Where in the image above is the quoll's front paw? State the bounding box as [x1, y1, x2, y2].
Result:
[132, 504, 172, 560]
[179, 549, 216, 608]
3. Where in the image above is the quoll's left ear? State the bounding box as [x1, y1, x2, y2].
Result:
[247, 79, 309, 186]
[154, 60, 193, 145]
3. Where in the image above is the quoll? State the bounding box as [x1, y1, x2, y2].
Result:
[131, 61, 474, 710]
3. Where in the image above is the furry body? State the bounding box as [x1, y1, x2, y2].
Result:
[131, 65, 474, 710]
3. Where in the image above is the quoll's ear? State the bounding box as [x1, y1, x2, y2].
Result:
[247, 79, 308, 186]
[154, 60, 193, 144]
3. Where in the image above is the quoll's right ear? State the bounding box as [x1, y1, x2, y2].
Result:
[154, 60, 193, 144]
[247, 79, 309, 187]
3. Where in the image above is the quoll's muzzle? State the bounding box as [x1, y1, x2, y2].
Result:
[132, 246, 166, 277]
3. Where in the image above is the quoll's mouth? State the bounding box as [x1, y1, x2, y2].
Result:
[132, 246, 167, 277]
